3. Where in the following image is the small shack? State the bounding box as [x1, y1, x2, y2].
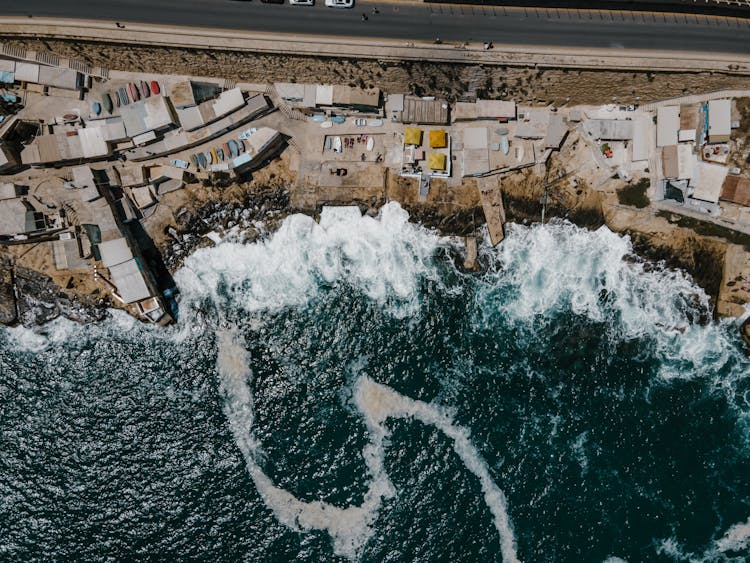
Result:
[429, 129, 448, 149]
[401, 96, 449, 125]
[404, 127, 423, 146]
[428, 152, 446, 171]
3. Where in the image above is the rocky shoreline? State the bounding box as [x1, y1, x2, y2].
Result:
[2, 176, 749, 347]
[0, 257, 108, 329]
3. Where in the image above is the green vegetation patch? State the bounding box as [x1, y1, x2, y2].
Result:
[617, 178, 650, 209]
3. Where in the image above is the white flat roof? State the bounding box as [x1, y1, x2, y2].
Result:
[631, 116, 650, 162]
[584, 119, 633, 141]
[110, 258, 151, 304]
[708, 99, 731, 138]
[463, 126, 488, 150]
[678, 129, 696, 143]
[657, 106, 679, 147]
[98, 237, 133, 268]
[77, 127, 109, 158]
[14, 62, 39, 83]
[316, 85, 333, 107]
[693, 160, 728, 204]
[212, 87, 244, 117]
[677, 143, 694, 180]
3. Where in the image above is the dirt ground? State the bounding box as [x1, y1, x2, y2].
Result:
[6, 37, 750, 105]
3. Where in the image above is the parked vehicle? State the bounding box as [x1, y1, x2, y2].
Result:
[290, 0, 314, 4]
[325, 0, 353, 7]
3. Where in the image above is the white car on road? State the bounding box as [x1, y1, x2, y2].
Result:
[290, 0, 314, 5]
[325, 0, 353, 7]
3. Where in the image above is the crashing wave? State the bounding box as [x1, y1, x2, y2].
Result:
[176, 203, 443, 319]
[476, 220, 749, 383]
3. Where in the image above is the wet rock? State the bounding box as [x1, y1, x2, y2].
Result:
[14, 267, 107, 327]
[742, 318, 750, 351]
[164, 184, 291, 272]
[0, 258, 17, 326]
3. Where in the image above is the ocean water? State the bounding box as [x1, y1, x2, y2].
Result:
[1, 202, 749, 562]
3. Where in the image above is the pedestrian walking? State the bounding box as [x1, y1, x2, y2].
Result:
[361, 13, 368, 21]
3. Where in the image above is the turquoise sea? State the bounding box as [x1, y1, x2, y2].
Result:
[1, 203, 749, 562]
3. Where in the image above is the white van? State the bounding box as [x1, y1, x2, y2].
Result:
[325, 0, 353, 7]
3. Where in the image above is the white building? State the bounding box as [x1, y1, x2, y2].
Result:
[708, 99, 731, 144]
[656, 106, 680, 147]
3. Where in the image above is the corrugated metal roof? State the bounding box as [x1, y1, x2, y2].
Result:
[477, 100, 516, 119]
[78, 128, 109, 158]
[0, 198, 34, 235]
[544, 114, 568, 148]
[37, 67, 80, 90]
[721, 175, 750, 206]
[14, 62, 39, 83]
[401, 96, 449, 125]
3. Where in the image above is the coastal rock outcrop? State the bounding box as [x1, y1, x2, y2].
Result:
[0, 257, 17, 326]
[14, 267, 107, 327]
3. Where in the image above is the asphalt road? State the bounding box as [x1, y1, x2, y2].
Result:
[2, 0, 750, 53]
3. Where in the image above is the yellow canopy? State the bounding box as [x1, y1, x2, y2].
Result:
[428, 152, 447, 171]
[429, 129, 447, 149]
[404, 127, 422, 146]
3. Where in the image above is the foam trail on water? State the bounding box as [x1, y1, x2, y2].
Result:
[216, 331, 396, 559]
[217, 333, 519, 562]
[353, 375, 520, 563]
[657, 515, 750, 561]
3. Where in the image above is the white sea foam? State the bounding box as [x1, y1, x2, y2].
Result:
[714, 516, 750, 554]
[477, 220, 750, 383]
[657, 516, 750, 561]
[482, 221, 706, 335]
[216, 332, 519, 562]
[177, 203, 442, 318]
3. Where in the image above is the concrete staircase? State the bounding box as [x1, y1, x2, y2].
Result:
[264, 84, 308, 122]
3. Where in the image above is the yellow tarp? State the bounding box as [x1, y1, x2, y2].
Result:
[429, 129, 447, 149]
[428, 152, 446, 171]
[404, 127, 422, 146]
